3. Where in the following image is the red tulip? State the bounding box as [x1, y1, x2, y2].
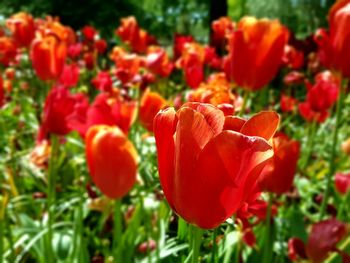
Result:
[30, 35, 67, 81]
[68, 93, 137, 137]
[335, 172, 350, 195]
[0, 37, 17, 66]
[91, 71, 113, 93]
[176, 43, 206, 89]
[306, 219, 348, 263]
[154, 102, 279, 229]
[280, 94, 297, 113]
[224, 16, 289, 91]
[94, 39, 107, 54]
[298, 101, 329, 123]
[258, 133, 300, 194]
[288, 238, 307, 261]
[282, 45, 304, 69]
[145, 46, 173, 77]
[38, 87, 88, 140]
[6, 12, 35, 47]
[173, 34, 194, 59]
[85, 125, 138, 199]
[59, 63, 80, 88]
[81, 25, 97, 41]
[307, 71, 339, 112]
[315, 0, 350, 78]
[139, 89, 167, 132]
[115, 16, 156, 53]
[211, 17, 235, 49]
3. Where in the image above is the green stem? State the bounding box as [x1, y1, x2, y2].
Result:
[211, 228, 218, 263]
[302, 120, 317, 169]
[47, 134, 59, 262]
[319, 80, 346, 220]
[72, 172, 84, 262]
[0, 196, 4, 263]
[337, 191, 350, 220]
[239, 89, 250, 116]
[191, 225, 203, 263]
[113, 199, 123, 262]
[263, 193, 273, 263]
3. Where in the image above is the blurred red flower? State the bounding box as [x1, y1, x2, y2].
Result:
[38, 87, 88, 140]
[139, 89, 167, 132]
[85, 125, 138, 199]
[116, 16, 156, 53]
[154, 102, 279, 229]
[145, 46, 173, 77]
[30, 35, 67, 81]
[6, 12, 35, 47]
[258, 133, 300, 194]
[0, 37, 17, 66]
[335, 172, 350, 195]
[224, 16, 289, 91]
[315, 0, 350, 78]
[59, 63, 80, 88]
[306, 219, 348, 263]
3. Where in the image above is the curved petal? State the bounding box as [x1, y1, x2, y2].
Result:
[240, 111, 280, 141]
[153, 107, 177, 210]
[174, 130, 273, 229]
[223, 116, 246, 132]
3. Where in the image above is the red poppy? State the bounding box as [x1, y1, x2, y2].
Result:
[139, 89, 167, 132]
[6, 12, 35, 47]
[85, 125, 138, 199]
[223, 16, 289, 91]
[30, 35, 67, 81]
[258, 133, 300, 194]
[335, 172, 350, 195]
[154, 102, 279, 229]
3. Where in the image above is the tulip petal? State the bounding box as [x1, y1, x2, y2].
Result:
[223, 116, 246, 131]
[175, 130, 273, 229]
[240, 111, 280, 141]
[153, 107, 177, 210]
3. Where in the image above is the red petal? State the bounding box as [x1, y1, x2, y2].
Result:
[174, 130, 273, 229]
[240, 111, 280, 141]
[223, 116, 246, 131]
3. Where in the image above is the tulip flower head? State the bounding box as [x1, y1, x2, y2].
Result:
[154, 102, 279, 229]
[224, 16, 289, 91]
[85, 125, 138, 199]
[6, 12, 35, 47]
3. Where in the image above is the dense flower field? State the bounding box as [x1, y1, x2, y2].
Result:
[1, 1, 350, 262]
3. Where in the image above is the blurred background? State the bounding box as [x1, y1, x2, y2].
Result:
[0, 0, 335, 42]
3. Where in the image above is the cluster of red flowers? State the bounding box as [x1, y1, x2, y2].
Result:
[1, 0, 350, 261]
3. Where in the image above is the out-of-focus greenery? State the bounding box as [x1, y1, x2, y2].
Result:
[0, 0, 334, 40]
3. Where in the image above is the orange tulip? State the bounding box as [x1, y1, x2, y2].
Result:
[154, 102, 279, 229]
[315, 0, 350, 78]
[224, 16, 289, 91]
[6, 12, 35, 47]
[139, 89, 167, 132]
[30, 35, 67, 81]
[85, 125, 138, 199]
[258, 133, 300, 194]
